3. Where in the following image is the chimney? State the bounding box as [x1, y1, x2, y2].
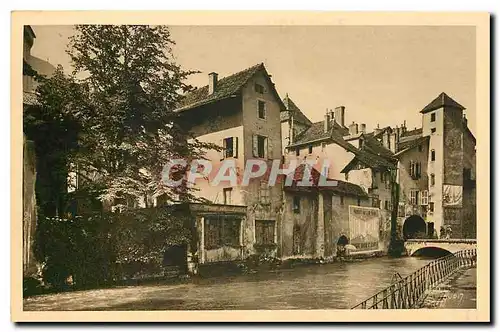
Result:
[389, 132, 397, 153]
[208, 72, 218, 95]
[348, 121, 358, 136]
[324, 109, 330, 133]
[334, 106, 345, 127]
[360, 123, 366, 134]
[463, 114, 468, 128]
[373, 123, 381, 136]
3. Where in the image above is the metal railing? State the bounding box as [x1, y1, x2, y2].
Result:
[351, 249, 476, 309]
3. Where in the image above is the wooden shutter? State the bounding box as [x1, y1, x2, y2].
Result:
[221, 138, 226, 160]
[234, 137, 239, 159]
[252, 135, 258, 157]
[264, 137, 269, 159]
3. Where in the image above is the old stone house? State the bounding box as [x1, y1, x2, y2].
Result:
[280, 165, 373, 259]
[280, 97, 392, 255]
[174, 63, 285, 265]
[392, 93, 476, 239]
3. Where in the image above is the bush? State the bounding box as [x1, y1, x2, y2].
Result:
[33, 206, 193, 291]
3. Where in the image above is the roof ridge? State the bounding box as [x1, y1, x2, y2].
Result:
[176, 63, 271, 112]
[421, 92, 465, 114]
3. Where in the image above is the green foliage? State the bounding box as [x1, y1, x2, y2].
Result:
[65, 25, 219, 207]
[33, 206, 193, 290]
[24, 66, 82, 216]
[26, 25, 221, 290]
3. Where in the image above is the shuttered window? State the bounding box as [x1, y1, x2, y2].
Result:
[222, 136, 238, 159]
[204, 216, 241, 249]
[255, 220, 275, 245]
[409, 161, 422, 179]
[421, 190, 429, 206]
[410, 190, 419, 205]
[253, 134, 268, 158]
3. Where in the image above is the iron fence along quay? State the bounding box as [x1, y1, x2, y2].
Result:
[351, 249, 477, 309]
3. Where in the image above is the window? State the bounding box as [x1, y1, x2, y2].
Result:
[204, 217, 241, 249]
[255, 220, 275, 245]
[418, 144, 423, 152]
[410, 189, 419, 205]
[222, 137, 238, 159]
[430, 174, 435, 186]
[420, 190, 429, 206]
[398, 202, 406, 217]
[293, 196, 301, 213]
[255, 83, 265, 94]
[409, 161, 422, 179]
[431, 112, 436, 122]
[431, 149, 435, 161]
[308, 145, 313, 154]
[253, 134, 268, 158]
[357, 198, 361, 206]
[340, 196, 344, 206]
[223, 188, 232, 205]
[431, 128, 436, 134]
[259, 181, 270, 205]
[429, 202, 435, 213]
[384, 200, 389, 210]
[258, 100, 266, 119]
[295, 148, 300, 156]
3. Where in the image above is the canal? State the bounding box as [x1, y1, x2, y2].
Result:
[24, 256, 434, 311]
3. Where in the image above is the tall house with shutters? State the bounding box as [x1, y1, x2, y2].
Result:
[394, 92, 476, 240]
[175, 63, 285, 262]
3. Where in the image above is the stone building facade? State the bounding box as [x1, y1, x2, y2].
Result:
[175, 63, 285, 264]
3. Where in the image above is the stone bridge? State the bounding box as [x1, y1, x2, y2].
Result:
[404, 239, 477, 256]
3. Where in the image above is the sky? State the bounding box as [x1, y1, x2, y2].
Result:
[30, 25, 476, 135]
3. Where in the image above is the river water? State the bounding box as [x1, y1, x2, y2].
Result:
[24, 256, 435, 311]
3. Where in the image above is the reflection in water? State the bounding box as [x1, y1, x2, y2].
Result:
[24, 256, 436, 310]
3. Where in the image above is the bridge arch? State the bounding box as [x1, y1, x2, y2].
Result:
[404, 239, 477, 257]
[337, 235, 349, 246]
[403, 215, 426, 239]
[411, 246, 452, 258]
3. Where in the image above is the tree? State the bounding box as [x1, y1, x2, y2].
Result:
[67, 25, 217, 209]
[24, 65, 82, 217]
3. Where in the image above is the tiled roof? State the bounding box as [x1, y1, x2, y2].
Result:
[370, 126, 391, 138]
[421, 92, 465, 114]
[400, 127, 422, 138]
[282, 164, 367, 197]
[175, 63, 285, 112]
[290, 120, 349, 147]
[281, 95, 313, 126]
[363, 135, 395, 160]
[398, 127, 423, 152]
[340, 149, 396, 174]
[395, 136, 430, 157]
